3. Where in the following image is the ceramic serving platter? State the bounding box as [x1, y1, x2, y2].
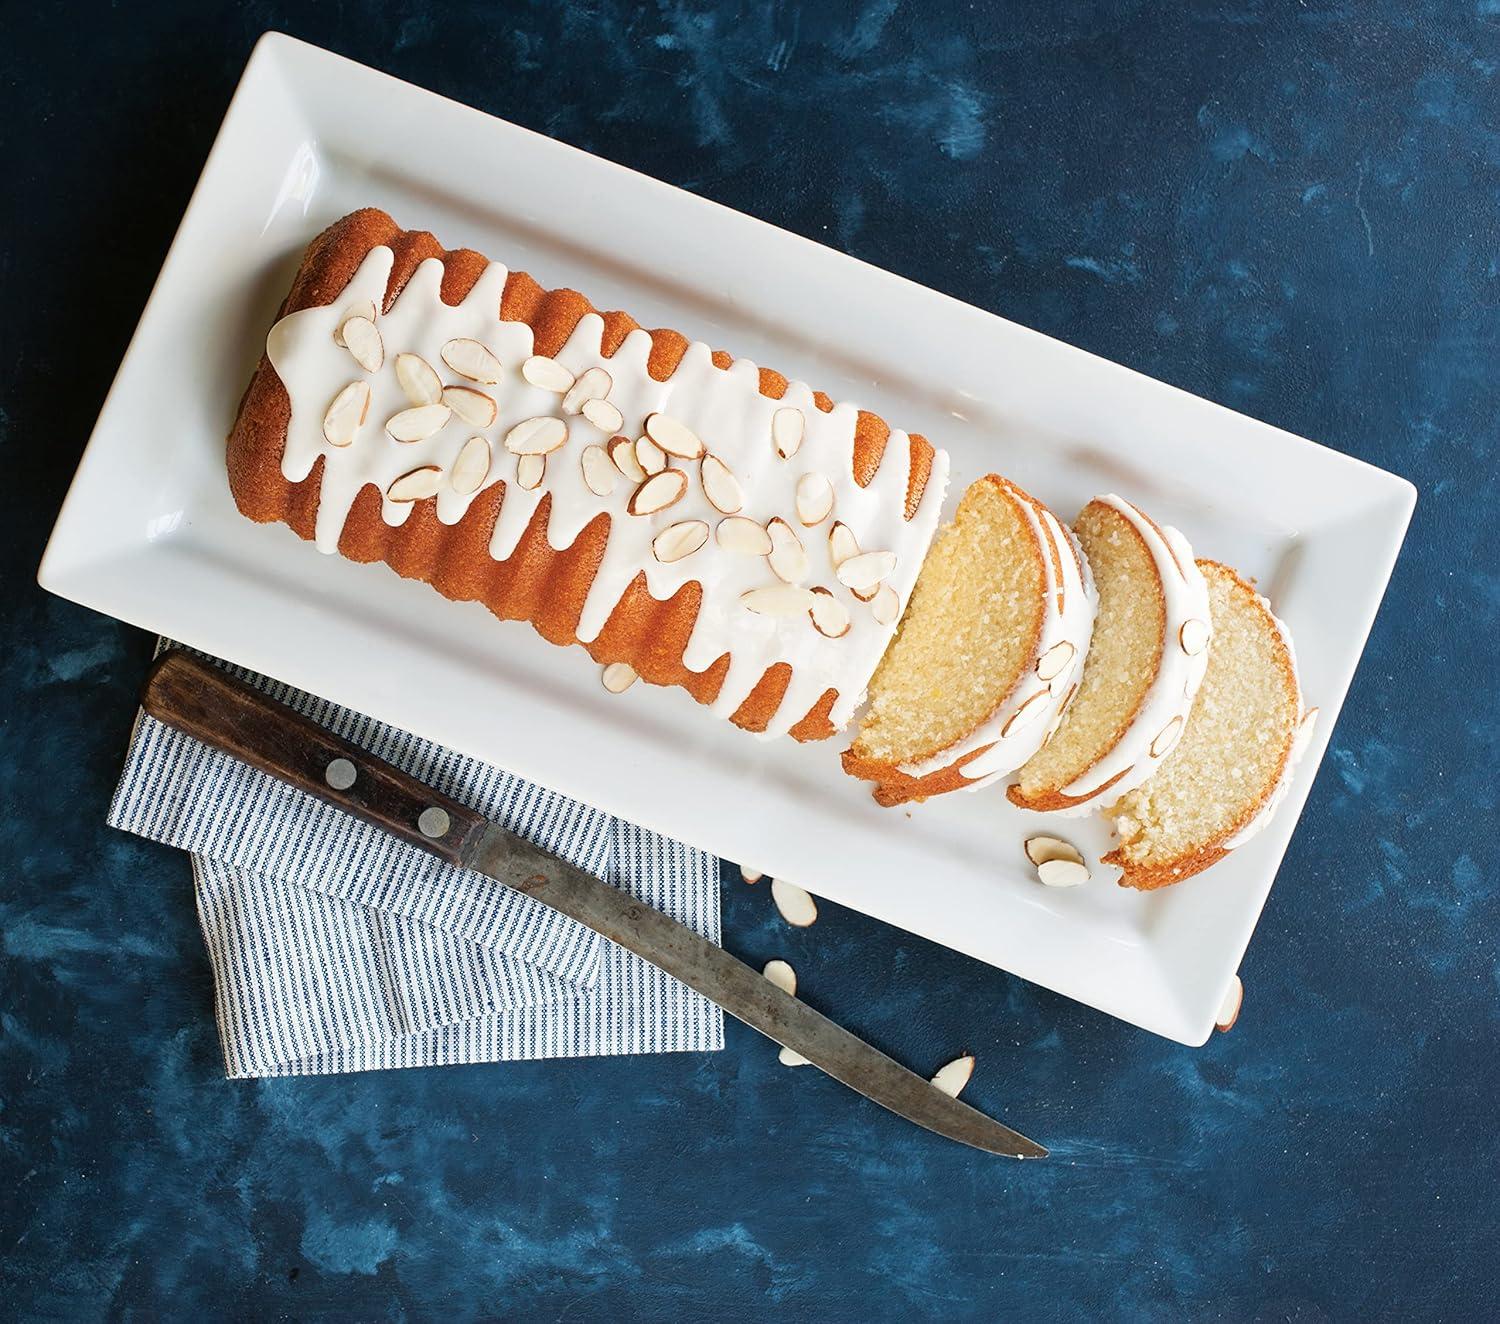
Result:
[40, 33, 1414, 1044]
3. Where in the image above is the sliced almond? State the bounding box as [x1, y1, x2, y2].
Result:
[601, 661, 638, 694]
[1036, 640, 1076, 683]
[386, 466, 442, 503]
[340, 315, 383, 372]
[1024, 835, 1085, 868]
[442, 385, 497, 428]
[1180, 617, 1211, 656]
[1294, 707, 1320, 757]
[762, 959, 797, 997]
[717, 517, 774, 556]
[628, 469, 688, 516]
[395, 352, 442, 406]
[772, 406, 804, 459]
[652, 520, 709, 563]
[322, 381, 370, 447]
[740, 867, 764, 884]
[1037, 857, 1090, 888]
[522, 355, 575, 393]
[766, 517, 809, 585]
[332, 300, 376, 348]
[828, 521, 860, 570]
[1215, 974, 1244, 1032]
[644, 412, 704, 459]
[450, 436, 491, 496]
[870, 584, 901, 626]
[778, 1046, 810, 1068]
[608, 435, 648, 483]
[1150, 715, 1184, 759]
[808, 587, 851, 639]
[582, 396, 624, 434]
[741, 584, 817, 618]
[562, 365, 612, 415]
[1001, 690, 1050, 738]
[580, 444, 618, 497]
[635, 436, 668, 475]
[700, 454, 744, 515]
[515, 453, 545, 490]
[835, 549, 897, 593]
[386, 403, 452, 443]
[795, 472, 835, 526]
[440, 338, 503, 384]
[504, 416, 569, 455]
[770, 878, 817, 927]
[931, 1055, 975, 1099]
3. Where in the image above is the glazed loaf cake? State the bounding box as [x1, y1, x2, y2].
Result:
[229, 209, 949, 740]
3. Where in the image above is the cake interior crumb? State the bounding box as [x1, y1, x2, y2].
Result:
[1106, 565, 1297, 864]
[1014, 500, 1165, 798]
[854, 479, 1043, 764]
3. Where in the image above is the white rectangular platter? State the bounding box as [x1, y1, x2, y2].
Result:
[40, 34, 1414, 1044]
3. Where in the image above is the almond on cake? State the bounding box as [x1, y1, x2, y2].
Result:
[841, 474, 1096, 806]
[1008, 495, 1211, 815]
[227, 209, 950, 743]
[1103, 560, 1308, 889]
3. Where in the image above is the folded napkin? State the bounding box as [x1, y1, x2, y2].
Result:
[109, 645, 723, 1077]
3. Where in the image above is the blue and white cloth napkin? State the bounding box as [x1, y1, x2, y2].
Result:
[108, 645, 723, 1077]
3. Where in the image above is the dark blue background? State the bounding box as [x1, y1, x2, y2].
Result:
[3, 2, 1495, 1318]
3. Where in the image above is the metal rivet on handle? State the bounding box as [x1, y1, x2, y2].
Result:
[418, 807, 451, 839]
[325, 758, 357, 791]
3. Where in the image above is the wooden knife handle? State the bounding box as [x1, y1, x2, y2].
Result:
[139, 651, 487, 868]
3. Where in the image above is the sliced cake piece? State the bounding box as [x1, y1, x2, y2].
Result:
[1008, 495, 1211, 815]
[1104, 560, 1312, 889]
[842, 475, 1096, 807]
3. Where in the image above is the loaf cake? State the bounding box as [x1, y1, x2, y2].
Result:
[1104, 561, 1311, 889]
[233, 211, 1316, 892]
[841, 475, 1097, 806]
[1008, 496, 1211, 814]
[228, 209, 949, 741]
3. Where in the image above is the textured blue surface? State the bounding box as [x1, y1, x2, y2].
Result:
[2, 2, 1496, 1318]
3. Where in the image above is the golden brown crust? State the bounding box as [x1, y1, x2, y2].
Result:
[839, 474, 1050, 806]
[840, 742, 998, 807]
[1101, 559, 1300, 890]
[1005, 763, 1131, 814]
[227, 208, 936, 741]
[1101, 844, 1233, 892]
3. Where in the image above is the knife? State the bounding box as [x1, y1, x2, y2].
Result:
[140, 651, 1046, 1159]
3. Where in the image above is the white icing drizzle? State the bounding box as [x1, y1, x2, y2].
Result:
[265, 246, 949, 737]
[1222, 602, 1311, 849]
[1053, 495, 1213, 816]
[896, 491, 1098, 787]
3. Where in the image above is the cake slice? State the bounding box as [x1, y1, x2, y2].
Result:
[841, 475, 1096, 806]
[1008, 496, 1211, 814]
[1103, 560, 1311, 889]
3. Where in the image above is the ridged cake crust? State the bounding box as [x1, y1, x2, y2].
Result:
[228, 209, 938, 740]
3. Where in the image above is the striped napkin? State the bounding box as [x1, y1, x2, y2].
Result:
[108, 645, 723, 1077]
